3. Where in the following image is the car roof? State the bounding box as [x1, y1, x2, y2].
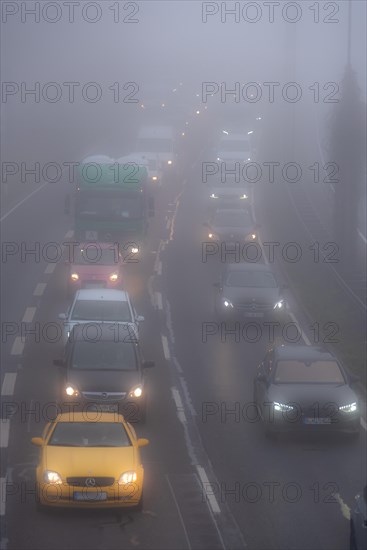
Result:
[74, 289, 129, 301]
[55, 412, 126, 423]
[70, 323, 138, 342]
[272, 345, 335, 361]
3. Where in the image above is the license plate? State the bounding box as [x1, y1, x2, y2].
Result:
[244, 312, 263, 318]
[73, 492, 107, 501]
[304, 417, 331, 425]
[89, 403, 118, 413]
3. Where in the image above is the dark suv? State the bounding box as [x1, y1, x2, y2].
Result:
[54, 324, 154, 422]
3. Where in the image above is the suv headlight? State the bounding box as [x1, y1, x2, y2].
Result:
[65, 385, 79, 397]
[167, 160, 172, 165]
[339, 402, 357, 413]
[273, 300, 284, 310]
[71, 273, 79, 281]
[131, 247, 139, 254]
[208, 233, 218, 239]
[109, 273, 119, 282]
[129, 385, 143, 398]
[246, 233, 256, 241]
[118, 471, 137, 485]
[273, 401, 294, 412]
[223, 298, 234, 308]
[210, 193, 219, 199]
[44, 470, 62, 484]
[240, 194, 248, 199]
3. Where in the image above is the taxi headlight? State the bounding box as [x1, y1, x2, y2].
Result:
[71, 273, 79, 281]
[118, 471, 137, 485]
[339, 402, 357, 413]
[129, 386, 143, 398]
[109, 273, 119, 282]
[44, 470, 62, 484]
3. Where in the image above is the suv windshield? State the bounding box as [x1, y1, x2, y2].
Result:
[70, 299, 132, 322]
[71, 340, 137, 371]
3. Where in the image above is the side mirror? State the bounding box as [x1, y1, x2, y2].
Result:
[53, 359, 66, 367]
[137, 438, 149, 448]
[31, 437, 43, 447]
[58, 313, 67, 320]
[142, 360, 155, 369]
[136, 315, 145, 323]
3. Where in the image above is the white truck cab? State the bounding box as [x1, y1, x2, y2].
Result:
[216, 133, 253, 164]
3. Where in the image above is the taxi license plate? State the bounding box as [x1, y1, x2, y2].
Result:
[73, 492, 107, 501]
[304, 417, 331, 425]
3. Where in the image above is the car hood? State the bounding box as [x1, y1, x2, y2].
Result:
[67, 369, 141, 393]
[44, 446, 137, 478]
[210, 223, 256, 237]
[223, 286, 280, 304]
[268, 383, 357, 408]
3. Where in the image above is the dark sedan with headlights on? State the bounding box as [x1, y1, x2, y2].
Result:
[54, 324, 155, 422]
[204, 208, 259, 247]
[213, 263, 287, 319]
[253, 345, 360, 438]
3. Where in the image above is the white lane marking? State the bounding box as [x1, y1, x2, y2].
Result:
[1, 373, 17, 396]
[22, 307, 36, 323]
[361, 417, 367, 431]
[64, 229, 74, 239]
[171, 388, 187, 423]
[0, 182, 49, 223]
[288, 312, 311, 345]
[10, 337, 24, 356]
[0, 477, 7, 516]
[44, 263, 56, 274]
[156, 261, 162, 276]
[196, 465, 221, 515]
[33, 283, 46, 296]
[155, 292, 163, 310]
[0, 420, 10, 448]
[166, 218, 171, 230]
[165, 476, 192, 550]
[357, 229, 367, 244]
[332, 493, 351, 520]
[161, 335, 171, 360]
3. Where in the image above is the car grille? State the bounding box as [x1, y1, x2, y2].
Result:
[234, 302, 272, 311]
[66, 477, 115, 487]
[81, 392, 127, 401]
[82, 280, 106, 288]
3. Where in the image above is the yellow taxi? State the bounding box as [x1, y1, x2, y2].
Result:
[31, 411, 149, 509]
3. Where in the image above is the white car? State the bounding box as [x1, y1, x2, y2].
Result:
[216, 133, 253, 164]
[59, 289, 144, 345]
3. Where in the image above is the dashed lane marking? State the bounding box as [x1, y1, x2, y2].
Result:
[10, 337, 24, 356]
[1, 374, 17, 396]
[22, 307, 36, 323]
[33, 283, 46, 297]
[196, 466, 221, 515]
[288, 311, 311, 345]
[161, 335, 171, 360]
[155, 292, 163, 310]
[0, 420, 10, 448]
[44, 263, 56, 274]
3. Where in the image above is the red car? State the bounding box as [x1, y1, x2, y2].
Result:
[66, 243, 124, 295]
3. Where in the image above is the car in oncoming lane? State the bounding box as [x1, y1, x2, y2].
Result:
[54, 324, 155, 421]
[253, 345, 361, 437]
[59, 288, 144, 345]
[213, 263, 287, 319]
[32, 412, 149, 509]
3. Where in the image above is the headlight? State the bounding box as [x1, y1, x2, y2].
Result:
[247, 233, 256, 240]
[129, 385, 143, 398]
[208, 233, 215, 239]
[339, 402, 357, 413]
[273, 402, 294, 412]
[167, 160, 172, 165]
[217, 157, 221, 161]
[210, 194, 219, 199]
[109, 273, 119, 282]
[223, 298, 234, 308]
[65, 385, 79, 397]
[240, 194, 248, 199]
[152, 176, 158, 181]
[246, 158, 251, 161]
[71, 273, 79, 281]
[44, 470, 62, 484]
[118, 471, 137, 485]
[273, 300, 284, 310]
[131, 247, 139, 254]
